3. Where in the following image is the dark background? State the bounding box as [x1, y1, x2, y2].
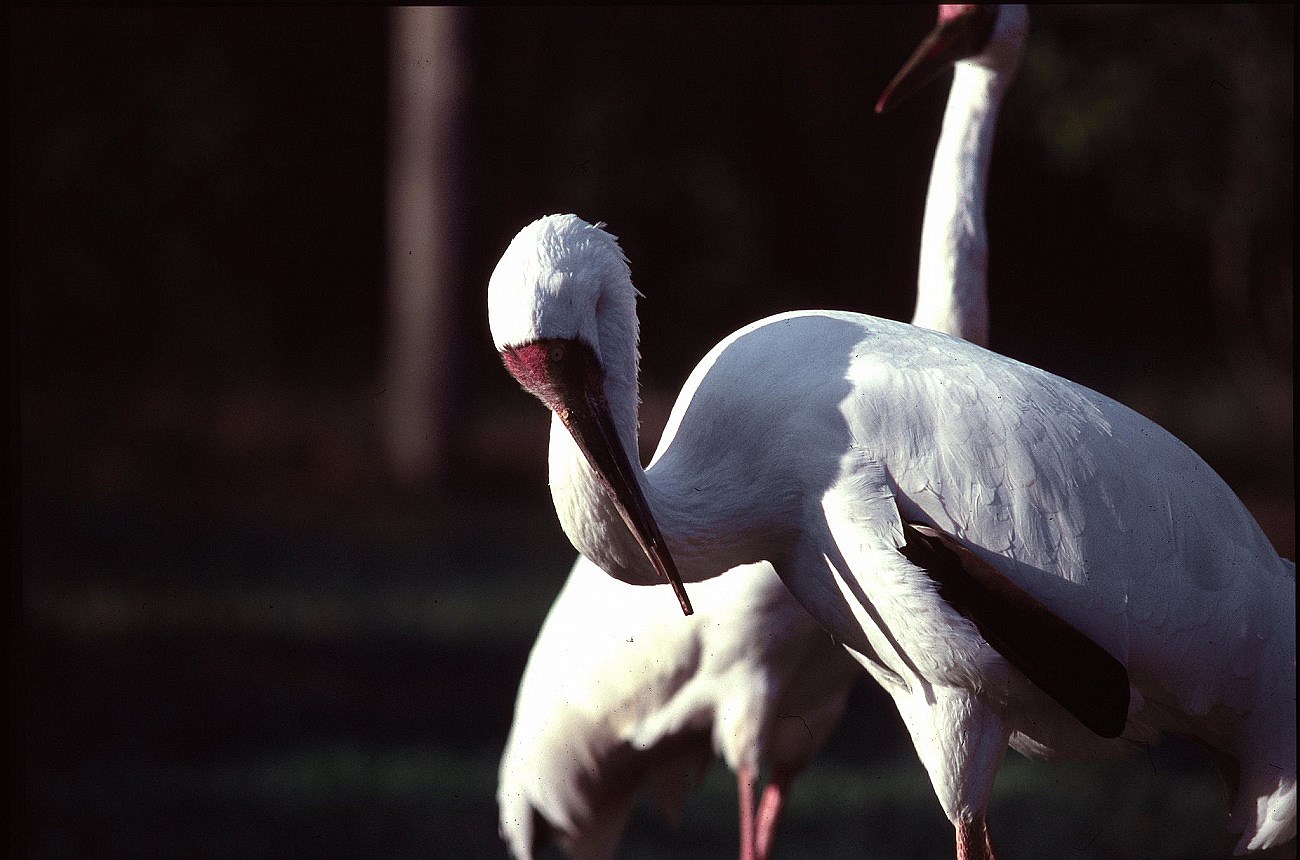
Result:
[13, 6, 1293, 858]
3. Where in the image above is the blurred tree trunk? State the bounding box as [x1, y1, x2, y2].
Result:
[383, 6, 464, 486]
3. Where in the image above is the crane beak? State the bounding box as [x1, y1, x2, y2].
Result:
[502, 339, 695, 616]
[875, 5, 997, 114]
[560, 388, 696, 617]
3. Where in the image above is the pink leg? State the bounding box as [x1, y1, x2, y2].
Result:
[956, 811, 996, 860]
[753, 769, 790, 860]
[737, 765, 757, 860]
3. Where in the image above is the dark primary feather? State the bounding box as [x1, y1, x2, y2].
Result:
[900, 521, 1131, 738]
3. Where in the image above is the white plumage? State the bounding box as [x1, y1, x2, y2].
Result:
[494, 8, 1021, 857]
[898, 5, 1027, 346]
[497, 560, 855, 860]
[492, 6, 1295, 859]
[491, 8, 1294, 860]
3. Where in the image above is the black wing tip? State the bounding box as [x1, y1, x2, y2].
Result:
[901, 520, 1133, 739]
[1081, 658, 1132, 739]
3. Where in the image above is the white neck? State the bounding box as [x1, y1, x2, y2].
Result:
[547, 372, 787, 590]
[546, 291, 654, 585]
[912, 62, 1008, 348]
[547, 412, 653, 581]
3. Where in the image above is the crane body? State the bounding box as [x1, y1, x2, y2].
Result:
[498, 559, 855, 859]
[489, 215, 1296, 856]
[493, 5, 1294, 857]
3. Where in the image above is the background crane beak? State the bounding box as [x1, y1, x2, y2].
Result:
[502, 339, 694, 616]
[875, 5, 997, 114]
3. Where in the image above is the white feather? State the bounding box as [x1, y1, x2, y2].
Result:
[495, 6, 1294, 857]
[494, 222, 1295, 854]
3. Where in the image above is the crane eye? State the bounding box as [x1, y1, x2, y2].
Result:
[549, 343, 566, 364]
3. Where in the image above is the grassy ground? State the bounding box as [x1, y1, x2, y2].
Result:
[22, 488, 1248, 858]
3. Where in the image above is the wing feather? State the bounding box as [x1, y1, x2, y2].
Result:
[833, 316, 1286, 721]
[900, 522, 1130, 738]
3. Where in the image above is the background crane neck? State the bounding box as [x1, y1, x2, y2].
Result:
[912, 63, 1008, 347]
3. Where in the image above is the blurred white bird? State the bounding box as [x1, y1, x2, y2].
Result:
[497, 560, 856, 860]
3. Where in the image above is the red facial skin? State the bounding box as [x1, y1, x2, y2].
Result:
[502, 338, 695, 615]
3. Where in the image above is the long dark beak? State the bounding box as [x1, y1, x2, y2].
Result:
[503, 339, 694, 616]
[559, 389, 694, 616]
[875, 5, 997, 114]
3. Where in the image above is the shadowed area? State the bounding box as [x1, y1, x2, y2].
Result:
[12, 5, 1290, 858]
[23, 490, 1241, 858]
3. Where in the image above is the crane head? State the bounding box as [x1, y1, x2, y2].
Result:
[875, 4, 1027, 114]
[500, 338, 694, 616]
[489, 215, 693, 615]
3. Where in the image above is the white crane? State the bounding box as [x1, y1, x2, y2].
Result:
[497, 560, 856, 860]
[493, 8, 1293, 859]
[495, 9, 1021, 858]
[489, 207, 1295, 859]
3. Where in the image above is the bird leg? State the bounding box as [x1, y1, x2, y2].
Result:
[955, 812, 996, 860]
[753, 767, 791, 860]
[890, 684, 1007, 860]
[738, 765, 758, 860]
